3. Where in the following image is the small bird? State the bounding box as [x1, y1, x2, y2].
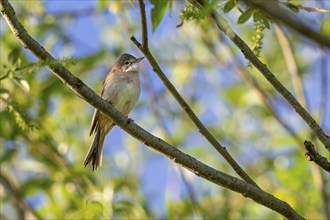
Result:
[84, 53, 144, 171]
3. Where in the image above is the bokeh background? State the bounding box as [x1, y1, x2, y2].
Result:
[1, 0, 329, 219]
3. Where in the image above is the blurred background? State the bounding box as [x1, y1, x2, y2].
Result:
[1, 0, 329, 219]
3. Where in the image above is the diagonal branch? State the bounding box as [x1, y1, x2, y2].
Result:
[132, 0, 259, 188]
[0, 0, 306, 218]
[248, 0, 330, 48]
[138, 0, 148, 49]
[188, 0, 330, 151]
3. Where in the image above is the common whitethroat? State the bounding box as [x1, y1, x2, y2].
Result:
[84, 53, 144, 171]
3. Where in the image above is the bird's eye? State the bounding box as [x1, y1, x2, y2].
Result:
[125, 61, 130, 65]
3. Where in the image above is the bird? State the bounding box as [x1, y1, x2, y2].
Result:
[84, 53, 144, 171]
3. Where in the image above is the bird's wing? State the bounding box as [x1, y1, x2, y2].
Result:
[89, 108, 99, 136]
[89, 78, 107, 136]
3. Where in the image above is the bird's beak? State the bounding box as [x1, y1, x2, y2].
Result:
[134, 57, 144, 63]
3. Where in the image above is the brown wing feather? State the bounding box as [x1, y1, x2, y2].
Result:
[89, 109, 99, 136]
[90, 79, 107, 136]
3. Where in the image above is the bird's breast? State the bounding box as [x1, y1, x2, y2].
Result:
[103, 73, 140, 115]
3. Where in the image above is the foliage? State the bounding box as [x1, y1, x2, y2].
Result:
[150, 0, 170, 32]
[1, 0, 329, 219]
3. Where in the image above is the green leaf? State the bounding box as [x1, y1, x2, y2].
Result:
[223, 0, 236, 13]
[8, 48, 20, 67]
[150, 0, 168, 32]
[238, 8, 255, 24]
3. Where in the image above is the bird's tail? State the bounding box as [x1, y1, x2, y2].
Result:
[84, 129, 105, 171]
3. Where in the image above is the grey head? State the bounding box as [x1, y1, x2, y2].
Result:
[113, 53, 144, 73]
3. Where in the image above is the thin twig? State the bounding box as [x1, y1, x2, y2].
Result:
[188, 0, 330, 150]
[248, 0, 330, 48]
[288, 3, 330, 13]
[318, 48, 329, 129]
[274, 24, 308, 109]
[132, 0, 259, 188]
[138, 0, 148, 49]
[304, 140, 330, 172]
[0, 0, 306, 218]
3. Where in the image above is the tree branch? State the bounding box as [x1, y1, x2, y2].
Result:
[248, 0, 330, 48]
[304, 140, 330, 172]
[188, 0, 330, 151]
[0, 0, 305, 218]
[138, 0, 148, 49]
[132, 0, 259, 188]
